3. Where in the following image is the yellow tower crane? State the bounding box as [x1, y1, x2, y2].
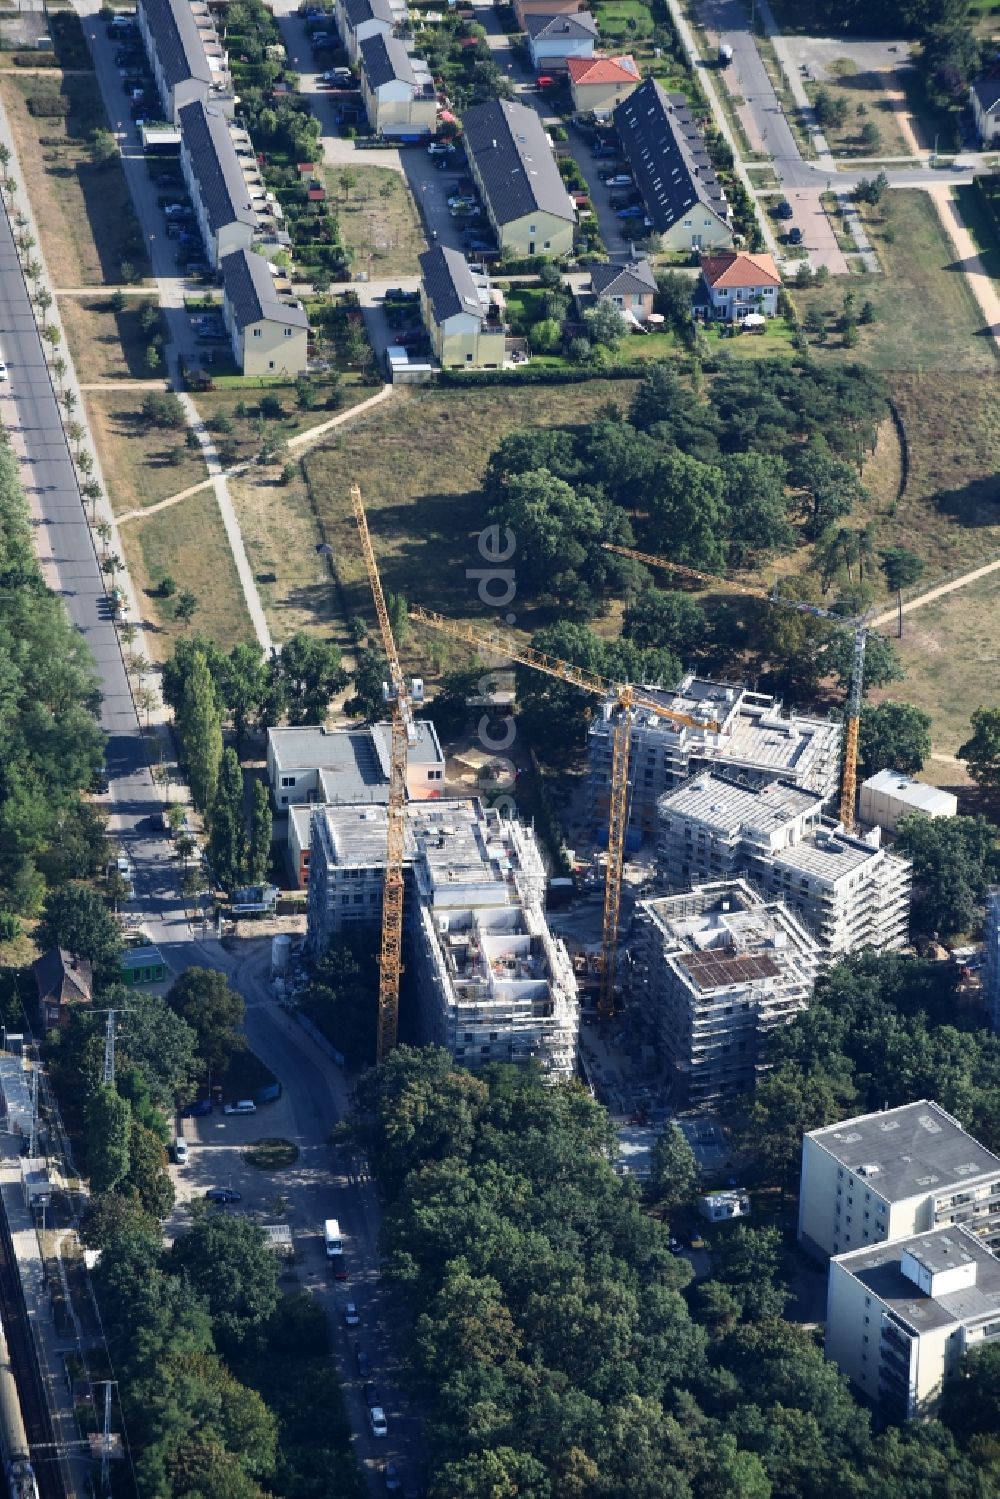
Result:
[599, 540, 871, 831]
[407, 605, 720, 1018]
[351, 483, 422, 1061]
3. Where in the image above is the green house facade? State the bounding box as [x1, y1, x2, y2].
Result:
[120, 946, 167, 986]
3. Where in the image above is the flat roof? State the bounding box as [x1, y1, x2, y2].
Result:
[837, 1227, 1000, 1334]
[659, 773, 822, 836]
[772, 829, 879, 882]
[270, 722, 443, 774]
[862, 769, 957, 814]
[809, 1101, 1000, 1201]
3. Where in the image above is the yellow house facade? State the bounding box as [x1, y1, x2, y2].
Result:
[221, 249, 309, 377]
[419, 245, 506, 369]
[463, 98, 576, 258]
[567, 54, 640, 115]
[359, 33, 437, 138]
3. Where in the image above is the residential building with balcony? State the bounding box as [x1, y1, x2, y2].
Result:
[695, 250, 781, 322]
[798, 1101, 1000, 1262]
[827, 1227, 1000, 1420]
[358, 33, 437, 138]
[418, 244, 506, 369]
[178, 100, 258, 266]
[636, 879, 820, 1107]
[306, 798, 578, 1076]
[566, 53, 640, 115]
[614, 80, 732, 252]
[335, 0, 395, 63]
[138, 0, 232, 122]
[587, 673, 841, 843]
[220, 249, 308, 376]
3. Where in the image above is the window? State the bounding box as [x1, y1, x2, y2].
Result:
[864, 1314, 870, 1324]
[281, 775, 295, 787]
[280, 795, 288, 806]
[252, 328, 262, 338]
[283, 327, 293, 337]
[268, 360, 275, 370]
[683, 218, 692, 227]
[863, 1334, 869, 1344]
[529, 224, 537, 232]
[341, 895, 350, 905]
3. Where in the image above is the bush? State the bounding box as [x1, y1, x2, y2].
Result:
[0, 912, 21, 943]
[158, 575, 177, 598]
[27, 92, 70, 118]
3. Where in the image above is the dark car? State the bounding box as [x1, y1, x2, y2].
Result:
[183, 1098, 213, 1118]
[331, 1257, 349, 1280]
[363, 1381, 380, 1408]
[205, 1187, 242, 1204]
[787, 226, 803, 244]
[383, 1464, 403, 1494]
[775, 199, 794, 220]
[357, 1351, 370, 1379]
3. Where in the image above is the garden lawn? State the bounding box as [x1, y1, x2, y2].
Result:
[323, 164, 426, 278]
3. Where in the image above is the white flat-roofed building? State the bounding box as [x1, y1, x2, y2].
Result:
[657, 772, 911, 957]
[306, 799, 577, 1077]
[798, 1101, 1000, 1262]
[700, 1188, 750, 1222]
[587, 673, 841, 843]
[859, 769, 958, 835]
[636, 879, 820, 1107]
[827, 1226, 1000, 1421]
[267, 722, 445, 809]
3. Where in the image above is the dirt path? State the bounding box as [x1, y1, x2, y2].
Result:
[869, 555, 1000, 628]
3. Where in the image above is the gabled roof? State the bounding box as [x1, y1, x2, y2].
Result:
[419, 243, 485, 324]
[139, 0, 213, 91]
[524, 8, 599, 39]
[973, 66, 1000, 113]
[614, 78, 728, 234]
[33, 948, 93, 1008]
[222, 249, 308, 332]
[343, 0, 395, 29]
[567, 53, 638, 85]
[463, 98, 575, 226]
[590, 256, 656, 298]
[178, 101, 258, 235]
[359, 31, 416, 89]
[701, 250, 780, 289]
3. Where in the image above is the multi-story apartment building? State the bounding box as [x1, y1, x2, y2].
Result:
[636, 879, 820, 1107]
[137, 0, 233, 123]
[306, 799, 578, 1077]
[798, 1101, 1000, 1261]
[178, 100, 259, 267]
[657, 773, 911, 957]
[827, 1227, 1000, 1421]
[587, 674, 841, 844]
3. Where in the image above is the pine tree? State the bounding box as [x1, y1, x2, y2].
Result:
[179, 651, 222, 813]
[247, 779, 273, 886]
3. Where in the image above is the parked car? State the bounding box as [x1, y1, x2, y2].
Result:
[604, 173, 633, 187]
[363, 1382, 380, 1408]
[183, 1098, 213, 1117]
[382, 1464, 403, 1495]
[775, 199, 794, 219]
[343, 1302, 361, 1327]
[787, 226, 803, 244]
[428, 139, 455, 156]
[369, 1407, 388, 1439]
[331, 1257, 349, 1281]
[205, 1187, 242, 1204]
[536, 74, 556, 88]
[174, 1139, 189, 1165]
[616, 205, 645, 219]
[224, 1099, 257, 1115]
[356, 1349, 370, 1378]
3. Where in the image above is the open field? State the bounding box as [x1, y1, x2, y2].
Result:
[60, 295, 165, 382]
[790, 191, 999, 371]
[301, 381, 643, 666]
[0, 73, 148, 287]
[805, 62, 913, 158]
[190, 377, 376, 468]
[121, 491, 254, 659]
[228, 465, 343, 645]
[323, 165, 426, 279]
[86, 390, 208, 514]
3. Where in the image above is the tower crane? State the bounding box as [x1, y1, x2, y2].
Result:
[407, 605, 720, 1018]
[599, 541, 871, 831]
[350, 483, 422, 1062]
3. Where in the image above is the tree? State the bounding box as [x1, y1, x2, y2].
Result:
[209, 749, 247, 893]
[247, 780, 272, 886]
[645, 451, 729, 572]
[86, 1085, 132, 1193]
[880, 546, 924, 636]
[705, 1225, 789, 1322]
[36, 883, 123, 987]
[741, 1065, 847, 1196]
[279, 632, 347, 725]
[622, 587, 705, 654]
[167, 1215, 280, 1349]
[175, 589, 199, 629]
[224, 643, 281, 748]
[722, 451, 793, 564]
[178, 650, 223, 813]
[167, 968, 245, 1077]
[118, 984, 199, 1109]
[583, 299, 628, 349]
[896, 813, 1000, 937]
[649, 1123, 698, 1209]
[941, 1341, 1000, 1446]
[858, 701, 931, 776]
[487, 467, 630, 606]
[958, 707, 1000, 794]
[819, 628, 904, 695]
[124, 1121, 175, 1218]
[793, 436, 868, 540]
[345, 644, 388, 723]
[80, 1190, 159, 1251]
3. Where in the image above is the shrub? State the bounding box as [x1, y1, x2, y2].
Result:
[27, 92, 70, 118]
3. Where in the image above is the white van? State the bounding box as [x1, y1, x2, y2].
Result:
[324, 1218, 343, 1256]
[175, 1138, 189, 1165]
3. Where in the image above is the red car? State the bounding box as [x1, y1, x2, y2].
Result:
[536, 74, 556, 88]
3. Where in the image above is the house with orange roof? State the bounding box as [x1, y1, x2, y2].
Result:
[567, 54, 639, 115]
[696, 250, 781, 321]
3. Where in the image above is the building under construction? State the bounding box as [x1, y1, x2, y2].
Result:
[586, 674, 842, 844]
[306, 798, 578, 1077]
[636, 880, 821, 1107]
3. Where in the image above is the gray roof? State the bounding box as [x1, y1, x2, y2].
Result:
[591, 256, 656, 298]
[524, 8, 599, 38]
[809, 1101, 1000, 1203]
[463, 98, 575, 226]
[419, 244, 484, 323]
[344, 0, 395, 28]
[659, 773, 822, 836]
[140, 0, 213, 91]
[222, 248, 308, 332]
[838, 1227, 1000, 1334]
[269, 722, 444, 780]
[360, 31, 416, 89]
[178, 101, 258, 235]
[614, 78, 728, 234]
[32, 948, 92, 1006]
[973, 68, 1000, 114]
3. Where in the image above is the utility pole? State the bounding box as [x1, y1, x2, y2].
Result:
[94, 1008, 133, 1088]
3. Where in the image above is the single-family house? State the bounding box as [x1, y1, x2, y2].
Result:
[358, 33, 437, 137]
[463, 98, 576, 256]
[221, 248, 309, 376]
[972, 67, 1000, 144]
[525, 9, 599, 71]
[33, 948, 92, 1033]
[696, 250, 781, 320]
[178, 100, 258, 266]
[589, 255, 656, 321]
[138, 0, 232, 122]
[419, 244, 506, 368]
[566, 53, 639, 115]
[614, 79, 733, 252]
[335, 0, 395, 65]
[514, 0, 582, 24]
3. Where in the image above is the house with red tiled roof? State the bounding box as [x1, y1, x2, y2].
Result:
[697, 250, 781, 321]
[33, 948, 93, 1033]
[567, 53, 639, 115]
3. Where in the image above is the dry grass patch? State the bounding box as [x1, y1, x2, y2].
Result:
[1, 72, 147, 286]
[190, 377, 379, 467]
[86, 389, 208, 515]
[228, 465, 342, 644]
[122, 492, 254, 660]
[324, 164, 426, 278]
[60, 294, 165, 383]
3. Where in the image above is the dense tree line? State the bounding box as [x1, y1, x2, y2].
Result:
[344, 1048, 998, 1499]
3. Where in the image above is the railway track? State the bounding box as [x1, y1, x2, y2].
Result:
[0, 1207, 65, 1499]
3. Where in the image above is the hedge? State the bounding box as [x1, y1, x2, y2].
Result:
[439, 363, 650, 387]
